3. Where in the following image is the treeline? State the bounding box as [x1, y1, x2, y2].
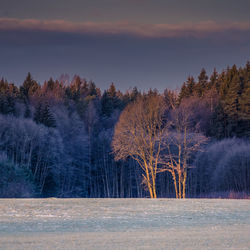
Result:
[0, 62, 249, 198]
[179, 63, 250, 138]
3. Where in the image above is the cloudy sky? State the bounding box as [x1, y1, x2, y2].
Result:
[1, 0, 250, 92]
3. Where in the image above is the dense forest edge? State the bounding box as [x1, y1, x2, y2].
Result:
[0, 62, 249, 198]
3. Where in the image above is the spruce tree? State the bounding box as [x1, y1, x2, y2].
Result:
[238, 65, 250, 137]
[20, 73, 39, 101]
[34, 103, 42, 124]
[89, 81, 98, 96]
[101, 90, 113, 117]
[209, 68, 219, 90]
[130, 87, 140, 102]
[186, 76, 196, 96]
[196, 68, 208, 97]
[179, 82, 189, 100]
[223, 72, 241, 136]
[42, 104, 56, 128]
[210, 103, 228, 138]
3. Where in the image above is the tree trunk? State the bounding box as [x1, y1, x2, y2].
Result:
[178, 170, 182, 199]
[147, 181, 154, 198]
[152, 176, 157, 198]
[182, 170, 187, 199]
[151, 167, 157, 198]
[145, 167, 154, 198]
[171, 170, 178, 198]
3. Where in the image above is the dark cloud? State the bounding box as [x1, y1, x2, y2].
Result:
[1, 0, 250, 24]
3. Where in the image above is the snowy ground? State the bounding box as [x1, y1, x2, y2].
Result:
[0, 199, 249, 249]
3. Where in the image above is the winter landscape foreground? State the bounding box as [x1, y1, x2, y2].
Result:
[0, 199, 249, 249]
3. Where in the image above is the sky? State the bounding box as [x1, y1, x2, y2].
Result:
[0, 0, 250, 92]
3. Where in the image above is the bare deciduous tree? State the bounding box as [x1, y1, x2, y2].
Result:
[112, 94, 167, 198]
[160, 99, 207, 198]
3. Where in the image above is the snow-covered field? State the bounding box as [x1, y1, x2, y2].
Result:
[0, 199, 249, 249]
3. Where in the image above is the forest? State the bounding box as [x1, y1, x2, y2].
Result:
[0, 62, 249, 198]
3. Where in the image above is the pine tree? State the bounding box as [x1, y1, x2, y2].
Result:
[46, 78, 56, 91]
[238, 63, 250, 136]
[70, 76, 81, 101]
[223, 72, 241, 136]
[186, 76, 196, 96]
[20, 73, 39, 101]
[89, 81, 98, 96]
[179, 76, 196, 101]
[34, 103, 42, 124]
[101, 83, 123, 116]
[0, 78, 8, 93]
[42, 104, 56, 128]
[209, 68, 219, 90]
[179, 83, 189, 101]
[196, 68, 208, 97]
[210, 103, 228, 138]
[130, 87, 140, 102]
[34, 103, 56, 127]
[107, 83, 116, 98]
[0, 94, 15, 115]
[101, 90, 113, 117]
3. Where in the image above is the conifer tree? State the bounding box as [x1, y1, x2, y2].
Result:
[0, 94, 15, 115]
[223, 73, 241, 136]
[24, 103, 31, 118]
[196, 68, 208, 96]
[101, 83, 122, 116]
[34, 103, 42, 124]
[34, 103, 56, 128]
[42, 104, 56, 128]
[239, 75, 250, 121]
[101, 90, 113, 117]
[89, 81, 98, 96]
[130, 87, 140, 102]
[0, 78, 8, 93]
[179, 83, 189, 100]
[20, 73, 39, 101]
[186, 76, 196, 96]
[209, 68, 219, 90]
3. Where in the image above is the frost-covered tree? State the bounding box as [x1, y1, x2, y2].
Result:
[0, 115, 63, 195]
[53, 106, 89, 197]
[194, 138, 250, 196]
[0, 152, 35, 197]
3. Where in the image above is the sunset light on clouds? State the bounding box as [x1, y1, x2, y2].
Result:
[1, 18, 250, 38]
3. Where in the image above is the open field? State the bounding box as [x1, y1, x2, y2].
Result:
[0, 199, 249, 249]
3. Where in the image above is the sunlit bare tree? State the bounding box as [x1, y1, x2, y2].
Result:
[160, 99, 207, 198]
[112, 94, 167, 198]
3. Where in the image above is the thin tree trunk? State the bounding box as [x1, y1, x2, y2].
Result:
[178, 170, 182, 199]
[171, 170, 178, 198]
[182, 170, 187, 199]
